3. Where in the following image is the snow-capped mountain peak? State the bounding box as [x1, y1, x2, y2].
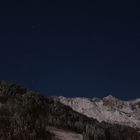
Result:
[103, 95, 119, 101]
[53, 95, 140, 129]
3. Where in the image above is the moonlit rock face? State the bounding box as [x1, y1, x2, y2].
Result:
[53, 95, 140, 129]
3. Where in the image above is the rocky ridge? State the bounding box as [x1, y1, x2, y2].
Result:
[53, 95, 140, 129]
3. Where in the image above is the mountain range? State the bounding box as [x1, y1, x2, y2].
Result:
[0, 80, 139, 140]
[53, 95, 140, 129]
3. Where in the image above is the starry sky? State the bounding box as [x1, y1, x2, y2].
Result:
[0, 0, 140, 99]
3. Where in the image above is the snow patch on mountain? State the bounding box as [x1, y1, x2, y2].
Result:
[53, 95, 140, 129]
[46, 126, 83, 140]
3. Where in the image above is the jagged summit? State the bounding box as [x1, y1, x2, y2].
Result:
[103, 95, 119, 100]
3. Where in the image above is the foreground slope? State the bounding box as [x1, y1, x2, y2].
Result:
[0, 80, 140, 140]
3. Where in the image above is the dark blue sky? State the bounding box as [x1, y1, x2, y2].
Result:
[0, 0, 140, 99]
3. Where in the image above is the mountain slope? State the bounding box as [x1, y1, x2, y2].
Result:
[0, 80, 140, 140]
[53, 95, 140, 129]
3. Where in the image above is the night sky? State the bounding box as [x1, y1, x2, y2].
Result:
[0, 1, 140, 99]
